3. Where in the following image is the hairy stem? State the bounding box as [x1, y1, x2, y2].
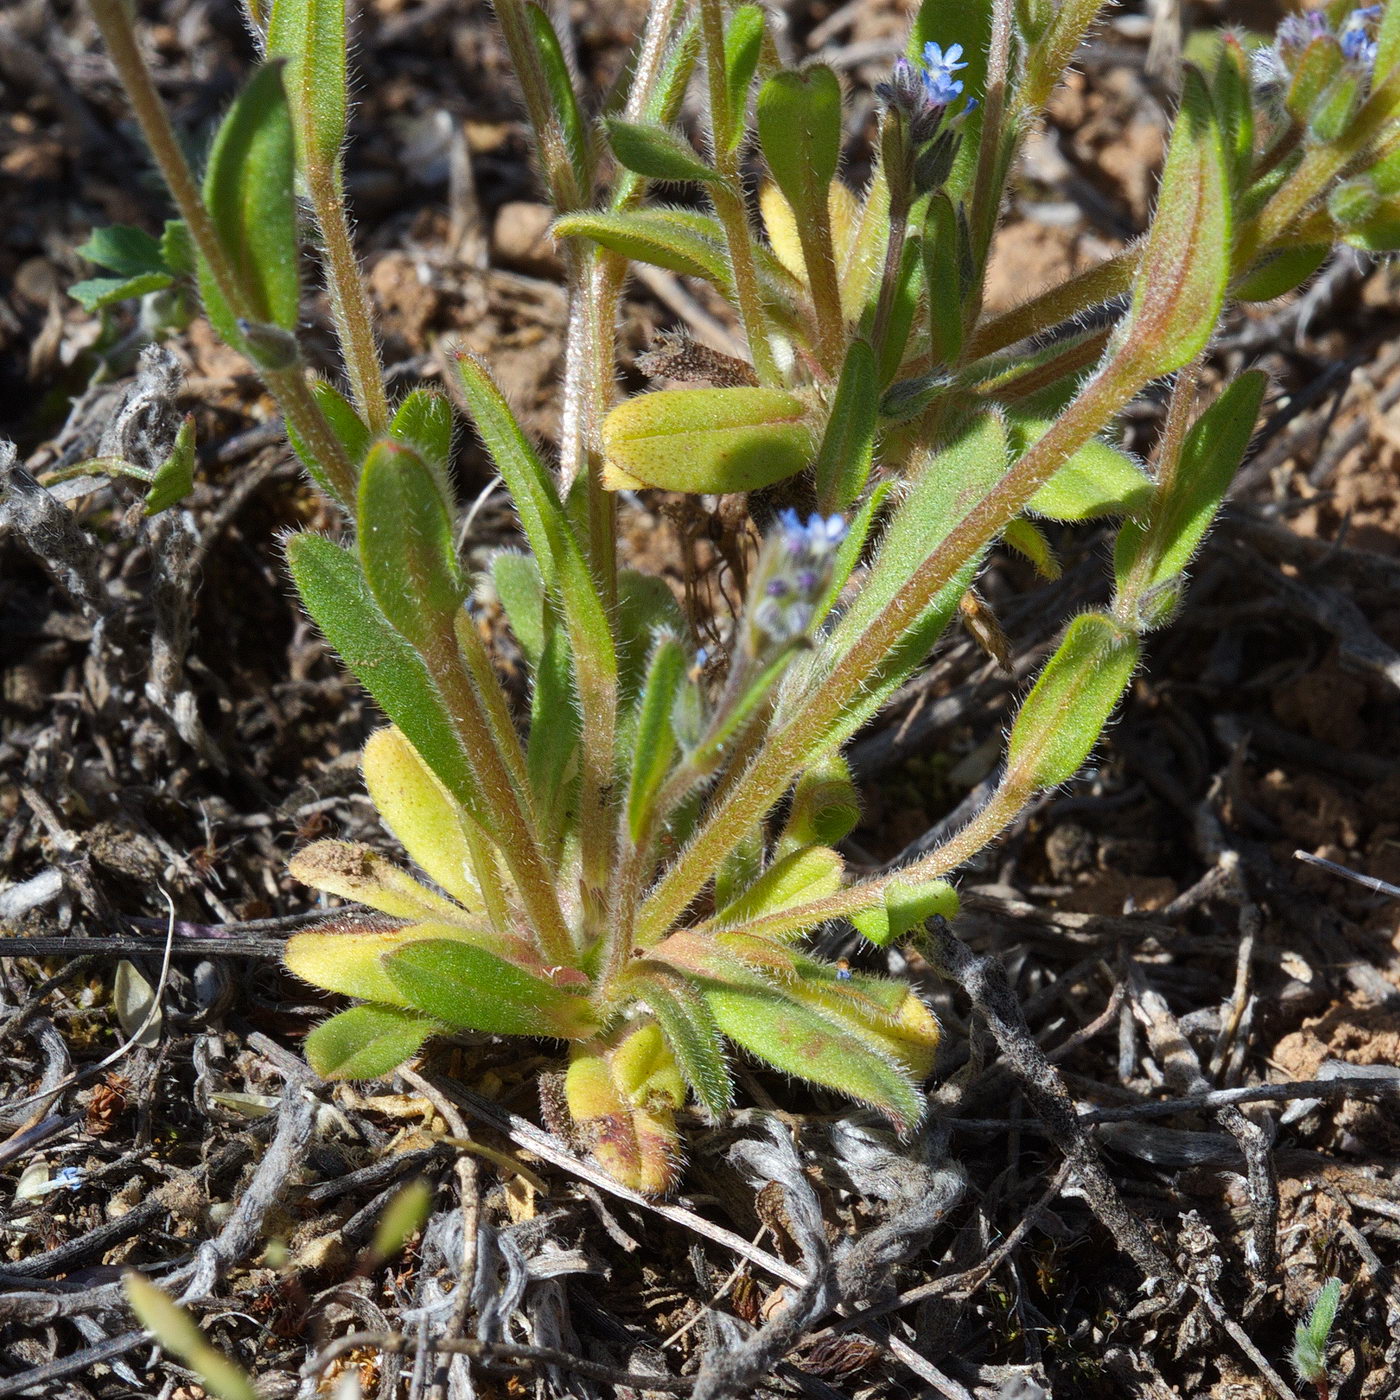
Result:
[699, 0, 778, 383]
[303, 161, 390, 433]
[87, 0, 356, 504]
[423, 622, 574, 964]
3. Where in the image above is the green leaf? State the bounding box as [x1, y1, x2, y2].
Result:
[267, 0, 347, 168]
[609, 23, 702, 211]
[524, 3, 592, 194]
[1114, 369, 1266, 618]
[285, 533, 477, 808]
[382, 938, 596, 1038]
[756, 66, 843, 230]
[285, 379, 371, 500]
[492, 550, 546, 667]
[634, 973, 732, 1115]
[1002, 516, 1061, 579]
[1378, 0, 1400, 82]
[304, 1004, 440, 1080]
[850, 877, 959, 947]
[627, 634, 685, 841]
[357, 438, 463, 647]
[601, 386, 812, 493]
[722, 6, 766, 145]
[818, 411, 1008, 703]
[527, 620, 582, 851]
[1005, 612, 1140, 790]
[1231, 245, 1329, 302]
[704, 980, 925, 1132]
[198, 62, 301, 355]
[1291, 1278, 1342, 1385]
[553, 208, 731, 284]
[777, 751, 860, 857]
[144, 414, 197, 515]
[1213, 32, 1254, 194]
[873, 233, 923, 384]
[76, 225, 169, 278]
[815, 339, 879, 513]
[605, 118, 719, 184]
[716, 846, 844, 925]
[1008, 417, 1153, 521]
[368, 1178, 434, 1259]
[391, 388, 454, 477]
[454, 353, 618, 735]
[160, 220, 196, 277]
[615, 569, 688, 699]
[124, 1273, 259, 1400]
[69, 273, 172, 313]
[1118, 66, 1231, 381]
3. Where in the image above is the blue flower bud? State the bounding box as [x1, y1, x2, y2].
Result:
[743, 510, 848, 655]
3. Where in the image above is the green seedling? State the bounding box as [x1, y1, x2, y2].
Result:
[81, 0, 1400, 1193]
[1291, 1278, 1343, 1400]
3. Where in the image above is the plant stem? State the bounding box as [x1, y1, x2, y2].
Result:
[303, 161, 390, 433]
[87, 0, 356, 505]
[793, 189, 847, 376]
[967, 0, 1014, 270]
[699, 0, 778, 383]
[423, 622, 575, 965]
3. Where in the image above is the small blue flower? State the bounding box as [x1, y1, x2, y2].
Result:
[746, 511, 849, 652]
[921, 41, 967, 108]
[1340, 6, 1382, 67]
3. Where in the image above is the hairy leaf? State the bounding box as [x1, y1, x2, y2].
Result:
[304, 1004, 440, 1080]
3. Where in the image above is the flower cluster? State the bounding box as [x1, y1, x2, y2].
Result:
[1275, 4, 1382, 73]
[878, 42, 969, 128]
[745, 509, 848, 654]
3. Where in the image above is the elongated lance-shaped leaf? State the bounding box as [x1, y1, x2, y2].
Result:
[124, 1273, 258, 1400]
[523, 2, 592, 199]
[722, 5, 765, 146]
[357, 439, 463, 651]
[362, 726, 482, 912]
[601, 386, 812, 493]
[609, 20, 702, 212]
[605, 118, 720, 184]
[304, 1004, 441, 1080]
[553, 207, 732, 284]
[716, 846, 844, 925]
[285, 379, 370, 501]
[454, 353, 617, 873]
[527, 619, 582, 855]
[1005, 612, 1139, 791]
[285, 534, 479, 813]
[286, 914, 537, 1005]
[491, 550, 547, 668]
[290, 840, 469, 925]
[1007, 413, 1153, 521]
[756, 66, 842, 232]
[266, 0, 346, 169]
[1114, 370, 1266, 626]
[814, 338, 879, 512]
[1116, 66, 1231, 382]
[382, 938, 597, 1038]
[704, 979, 926, 1134]
[631, 971, 733, 1116]
[627, 633, 686, 842]
[198, 62, 300, 358]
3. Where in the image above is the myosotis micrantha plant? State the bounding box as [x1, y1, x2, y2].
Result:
[79, 0, 1400, 1193]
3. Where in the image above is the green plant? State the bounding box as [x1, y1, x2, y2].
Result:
[80, 0, 1400, 1194]
[1292, 1277, 1343, 1400]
